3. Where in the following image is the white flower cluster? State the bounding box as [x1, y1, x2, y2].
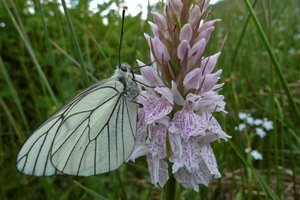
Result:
[235, 112, 273, 138]
[235, 112, 274, 160]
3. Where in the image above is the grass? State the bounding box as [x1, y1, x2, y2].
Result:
[1, 0, 300, 199]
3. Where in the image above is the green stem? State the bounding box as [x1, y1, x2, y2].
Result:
[246, 135, 253, 199]
[229, 141, 280, 200]
[244, 0, 300, 122]
[231, 0, 258, 67]
[165, 132, 178, 200]
[115, 171, 128, 200]
[61, 0, 91, 85]
[35, 0, 62, 90]
[0, 57, 30, 132]
[165, 175, 176, 200]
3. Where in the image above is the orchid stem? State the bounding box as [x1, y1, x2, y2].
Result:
[165, 175, 177, 200]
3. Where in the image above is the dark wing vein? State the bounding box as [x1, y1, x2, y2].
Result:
[121, 97, 125, 161]
[124, 98, 135, 138]
[115, 97, 123, 163]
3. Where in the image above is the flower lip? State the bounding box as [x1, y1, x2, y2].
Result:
[140, 91, 173, 124]
[185, 93, 200, 111]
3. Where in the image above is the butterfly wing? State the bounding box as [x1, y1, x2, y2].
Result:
[17, 79, 138, 176]
[16, 83, 97, 176]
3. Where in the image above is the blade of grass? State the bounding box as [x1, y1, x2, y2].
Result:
[229, 141, 281, 200]
[73, 180, 107, 200]
[39, 179, 55, 200]
[60, 0, 91, 85]
[82, 25, 113, 70]
[10, 0, 30, 43]
[0, 98, 23, 141]
[243, 0, 300, 122]
[35, 0, 62, 90]
[262, 0, 284, 193]
[0, 57, 30, 132]
[261, 0, 282, 194]
[231, 0, 258, 66]
[35, 0, 56, 66]
[50, 40, 81, 68]
[50, 40, 98, 82]
[2, 0, 58, 105]
[84, 33, 94, 73]
[115, 171, 128, 200]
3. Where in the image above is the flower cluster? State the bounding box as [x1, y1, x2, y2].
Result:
[129, 0, 230, 192]
[235, 112, 274, 161]
[235, 112, 274, 138]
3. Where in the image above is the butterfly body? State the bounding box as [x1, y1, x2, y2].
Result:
[17, 65, 139, 176]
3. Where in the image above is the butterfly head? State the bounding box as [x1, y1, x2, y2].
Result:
[120, 63, 133, 73]
[117, 63, 134, 78]
[115, 64, 140, 98]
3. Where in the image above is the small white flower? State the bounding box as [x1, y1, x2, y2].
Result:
[246, 116, 254, 125]
[238, 112, 249, 120]
[253, 119, 263, 126]
[262, 119, 273, 131]
[0, 22, 5, 28]
[279, 26, 285, 32]
[234, 123, 246, 132]
[294, 34, 300, 40]
[245, 148, 251, 153]
[255, 128, 266, 138]
[238, 15, 244, 21]
[250, 150, 263, 160]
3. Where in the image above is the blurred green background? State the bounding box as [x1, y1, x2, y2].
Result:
[0, 0, 299, 199]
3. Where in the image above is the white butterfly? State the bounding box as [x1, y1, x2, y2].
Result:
[16, 64, 140, 176]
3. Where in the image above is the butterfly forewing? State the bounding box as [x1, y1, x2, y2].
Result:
[17, 78, 138, 176]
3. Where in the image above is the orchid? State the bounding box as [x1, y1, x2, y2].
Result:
[129, 0, 230, 192]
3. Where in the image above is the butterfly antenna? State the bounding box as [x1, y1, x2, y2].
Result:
[132, 60, 155, 71]
[118, 9, 126, 68]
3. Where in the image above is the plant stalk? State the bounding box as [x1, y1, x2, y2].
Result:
[244, 0, 300, 122]
[165, 175, 176, 200]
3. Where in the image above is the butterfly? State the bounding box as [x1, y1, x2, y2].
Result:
[16, 64, 140, 176]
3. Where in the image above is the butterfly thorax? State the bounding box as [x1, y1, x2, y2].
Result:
[114, 64, 140, 99]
